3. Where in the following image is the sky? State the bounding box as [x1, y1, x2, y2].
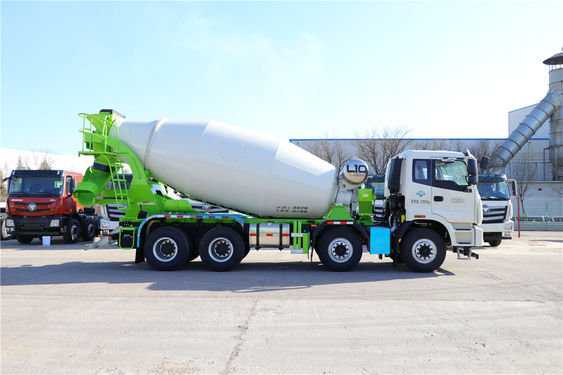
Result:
[1, 0, 562, 155]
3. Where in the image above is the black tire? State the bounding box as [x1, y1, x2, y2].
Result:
[16, 235, 34, 244]
[199, 227, 244, 272]
[144, 226, 190, 271]
[400, 228, 446, 272]
[316, 227, 363, 272]
[488, 239, 502, 247]
[63, 219, 81, 243]
[81, 218, 97, 241]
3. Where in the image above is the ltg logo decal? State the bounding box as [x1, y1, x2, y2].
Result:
[416, 190, 426, 197]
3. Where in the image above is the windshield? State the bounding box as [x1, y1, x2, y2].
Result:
[8, 176, 64, 197]
[434, 160, 469, 187]
[478, 181, 510, 200]
[368, 181, 385, 199]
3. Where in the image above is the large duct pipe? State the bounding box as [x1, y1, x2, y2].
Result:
[545, 52, 563, 180]
[488, 88, 560, 171]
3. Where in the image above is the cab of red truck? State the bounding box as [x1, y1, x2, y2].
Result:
[5, 169, 99, 244]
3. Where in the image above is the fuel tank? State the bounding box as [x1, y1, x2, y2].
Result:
[110, 118, 338, 218]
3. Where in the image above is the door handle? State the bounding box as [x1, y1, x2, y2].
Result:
[434, 196, 444, 202]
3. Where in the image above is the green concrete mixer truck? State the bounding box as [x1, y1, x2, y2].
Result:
[74, 110, 483, 272]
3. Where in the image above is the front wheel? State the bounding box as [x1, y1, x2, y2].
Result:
[199, 227, 244, 272]
[316, 228, 363, 271]
[144, 226, 190, 271]
[16, 235, 34, 244]
[400, 228, 446, 272]
[63, 219, 80, 243]
[488, 239, 502, 247]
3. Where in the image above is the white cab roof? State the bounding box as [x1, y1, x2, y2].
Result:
[396, 150, 466, 159]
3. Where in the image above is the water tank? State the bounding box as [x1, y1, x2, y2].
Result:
[110, 118, 338, 218]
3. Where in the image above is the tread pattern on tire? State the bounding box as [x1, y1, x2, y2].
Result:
[316, 227, 363, 272]
[144, 226, 190, 271]
[400, 228, 446, 272]
[199, 226, 244, 272]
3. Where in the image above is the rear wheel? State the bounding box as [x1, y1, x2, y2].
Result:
[16, 235, 34, 244]
[316, 228, 363, 271]
[63, 219, 80, 243]
[81, 218, 97, 241]
[199, 227, 244, 272]
[144, 226, 190, 271]
[488, 239, 502, 247]
[400, 228, 446, 272]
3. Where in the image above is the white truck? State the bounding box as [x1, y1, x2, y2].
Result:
[75, 110, 483, 272]
[477, 174, 516, 247]
[384, 150, 484, 260]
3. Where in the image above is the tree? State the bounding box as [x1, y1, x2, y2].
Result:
[38, 154, 54, 170]
[412, 139, 450, 151]
[0, 162, 9, 201]
[16, 156, 27, 170]
[15, 153, 54, 171]
[506, 157, 536, 215]
[467, 139, 502, 165]
[302, 135, 349, 169]
[355, 126, 412, 174]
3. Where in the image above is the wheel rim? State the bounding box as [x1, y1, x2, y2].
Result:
[87, 223, 95, 237]
[208, 237, 233, 263]
[412, 238, 437, 264]
[327, 238, 353, 263]
[153, 237, 178, 262]
[71, 224, 79, 241]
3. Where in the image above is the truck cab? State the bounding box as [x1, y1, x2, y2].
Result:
[385, 150, 483, 260]
[5, 170, 99, 244]
[477, 174, 515, 247]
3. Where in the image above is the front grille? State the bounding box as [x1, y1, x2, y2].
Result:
[13, 202, 53, 213]
[106, 204, 126, 221]
[482, 206, 507, 224]
[15, 208, 51, 213]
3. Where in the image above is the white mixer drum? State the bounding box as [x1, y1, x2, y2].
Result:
[110, 118, 338, 218]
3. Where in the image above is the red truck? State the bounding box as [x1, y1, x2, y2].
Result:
[5, 169, 99, 244]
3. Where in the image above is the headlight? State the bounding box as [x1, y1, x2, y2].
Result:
[503, 222, 513, 231]
[50, 219, 60, 227]
[6, 219, 14, 227]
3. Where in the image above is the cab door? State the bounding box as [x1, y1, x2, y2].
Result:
[430, 159, 476, 224]
[405, 159, 433, 217]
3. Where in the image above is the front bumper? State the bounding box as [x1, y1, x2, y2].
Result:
[6, 215, 66, 236]
[481, 220, 513, 240]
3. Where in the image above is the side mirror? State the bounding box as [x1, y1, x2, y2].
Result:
[479, 157, 489, 171]
[468, 174, 478, 186]
[67, 178, 76, 196]
[387, 158, 403, 194]
[467, 158, 478, 177]
[508, 179, 518, 198]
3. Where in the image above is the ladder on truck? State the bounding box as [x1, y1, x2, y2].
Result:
[79, 112, 132, 219]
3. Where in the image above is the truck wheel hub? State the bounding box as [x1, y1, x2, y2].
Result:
[328, 238, 353, 263]
[71, 225, 79, 239]
[153, 237, 178, 262]
[209, 237, 233, 262]
[412, 239, 436, 264]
